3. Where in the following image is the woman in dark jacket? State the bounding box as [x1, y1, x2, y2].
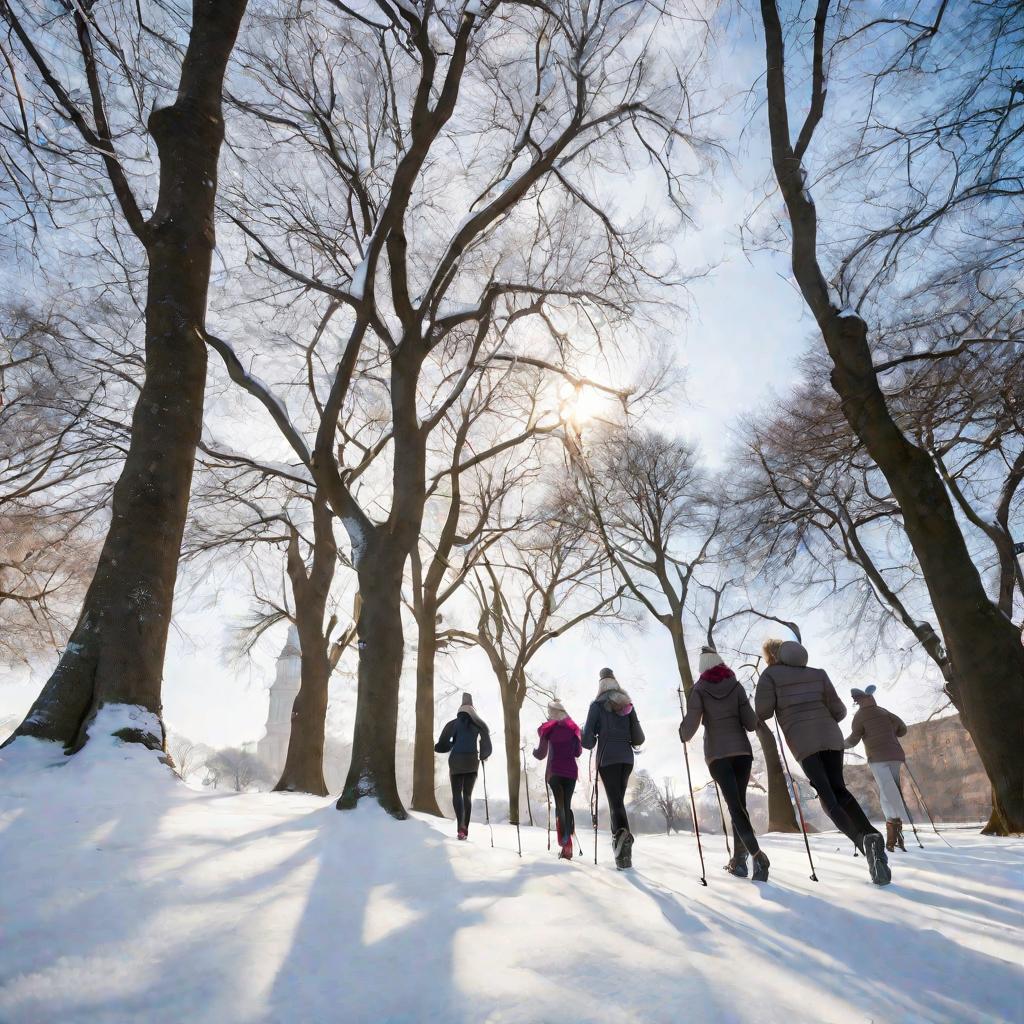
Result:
[680, 647, 768, 881]
[533, 698, 583, 860]
[434, 692, 492, 840]
[581, 667, 645, 869]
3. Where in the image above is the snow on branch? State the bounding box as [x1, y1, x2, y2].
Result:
[204, 333, 312, 467]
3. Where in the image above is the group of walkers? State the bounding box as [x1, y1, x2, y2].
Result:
[435, 638, 915, 887]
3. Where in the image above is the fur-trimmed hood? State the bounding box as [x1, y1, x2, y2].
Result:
[597, 675, 633, 715]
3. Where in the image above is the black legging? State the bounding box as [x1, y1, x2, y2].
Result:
[800, 749, 879, 850]
[598, 762, 632, 835]
[450, 771, 477, 831]
[709, 754, 760, 856]
[548, 775, 576, 844]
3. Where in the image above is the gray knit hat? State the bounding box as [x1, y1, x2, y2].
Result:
[850, 684, 877, 702]
[599, 667, 615, 680]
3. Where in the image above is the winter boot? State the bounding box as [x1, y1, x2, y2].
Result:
[894, 819, 906, 852]
[621, 831, 634, 869]
[613, 828, 629, 869]
[457, 828, 467, 841]
[725, 850, 749, 878]
[751, 851, 770, 883]
[863, 832, 892, 886]
[885, 819, 897, 853]
[559, 836, 573, 860]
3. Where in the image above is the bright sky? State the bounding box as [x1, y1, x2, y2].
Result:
[0, 19, 951, 795]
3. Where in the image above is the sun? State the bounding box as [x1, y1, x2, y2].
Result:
[558, 383, 603, 430]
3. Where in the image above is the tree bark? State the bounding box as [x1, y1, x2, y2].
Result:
[669, 618, 695, 695]
[6, 0, 249, 752]
[756, 722, 800, 833]
[275, 496, 337, 796]
[333, 342, 426, 817]
[759, 0, 1024, 833]
[411, 600, 443, 815]
[336, 541, 407, 817]
[502, 686, 523, 826]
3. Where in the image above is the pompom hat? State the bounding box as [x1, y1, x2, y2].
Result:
[698, 646, 725, 674]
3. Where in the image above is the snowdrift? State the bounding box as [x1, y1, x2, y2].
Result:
[1, 709, 1021, 1024]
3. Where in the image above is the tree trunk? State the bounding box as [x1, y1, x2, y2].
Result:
[411, 602, 443, 815]
[759, 0, 1024, 833]
[275, 497, 337, 796]
[756, 722, 799, 833]
[824, 317, 1024, 833]
[669, 618, 695, 695]
[6, 0, 249, 753]
[501, 690, 522, 825]
[332, 343, 426, 818]
[982, 786, 1008, 837]
[337, 543, 407, 817]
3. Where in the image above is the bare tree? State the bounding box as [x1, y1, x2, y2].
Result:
[0, 302, 136, 664]
[208, 0, 712, 815]
[755, 0, 1024, 830]
[574, 427, 800, 831]
[409, 371, 559, 813]
[184, 463, 359, 796]
[204, 747, 272, 792]
[166, 735, 203, 781]
[631, 769, 691, 835]
[1, 0, 249, 752]
[450, 511, 626, 823]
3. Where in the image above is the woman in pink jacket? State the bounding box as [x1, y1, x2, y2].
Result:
[533, 698, 582, 859]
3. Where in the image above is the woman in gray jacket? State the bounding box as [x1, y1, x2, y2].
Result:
[756, 639, 891, 886]
[680, 647, 769, 882]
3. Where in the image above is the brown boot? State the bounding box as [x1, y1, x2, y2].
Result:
[885, 819, 897, 853]
[894, 818, 906, 852]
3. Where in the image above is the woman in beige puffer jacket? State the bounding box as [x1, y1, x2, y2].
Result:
[756, 639, 891, 886]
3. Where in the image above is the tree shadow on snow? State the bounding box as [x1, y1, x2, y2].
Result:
[703, 881, 1022, 1023]
[263, 808, 561, 1024]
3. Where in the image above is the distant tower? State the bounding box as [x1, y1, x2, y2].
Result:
[256, 624, 302, 778]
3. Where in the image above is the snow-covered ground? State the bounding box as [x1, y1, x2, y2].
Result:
[2, 714, 1022, 1024]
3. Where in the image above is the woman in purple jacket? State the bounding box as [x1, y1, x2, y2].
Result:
[533, 698, 582, 859]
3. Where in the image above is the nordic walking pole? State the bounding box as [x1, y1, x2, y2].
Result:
[546, 779, 552, 851]
[589, 750, 599, 866]
[681, 737, 708, 886]
[895, 775, 925, 849]
[905, 763, 952, 847]
[773, 717, 818, 882]
[714, 782, 732, 858]
[481, 759, 494, 849]
[677, 687, 707, 885]
[522, 743, 535, 827]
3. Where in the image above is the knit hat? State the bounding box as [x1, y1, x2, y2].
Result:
[698, 646, 724, 674]
[458, 692, 474, 713]
[546, 698, 568, 721]
[599, 667, 615, 680]
[850, 684, 877, 702]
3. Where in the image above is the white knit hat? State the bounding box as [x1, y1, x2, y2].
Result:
[547, 698, 568, 720]
[698, 646, 725, 673]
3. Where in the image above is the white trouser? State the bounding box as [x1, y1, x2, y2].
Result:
[870, 760, 909, 821]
